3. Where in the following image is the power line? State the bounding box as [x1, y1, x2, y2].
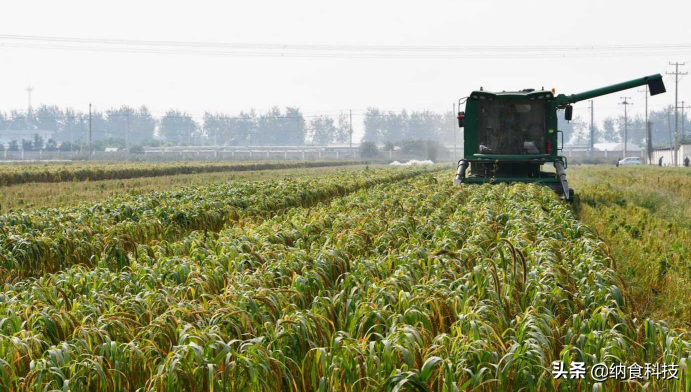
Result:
[2, 34, 691, 59]
[588, 100, 594, 156]
[2, 34, 690, 52]
[13, 42, 691, 59]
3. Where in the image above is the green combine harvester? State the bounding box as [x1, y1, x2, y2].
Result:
[454, 74, 666, 201]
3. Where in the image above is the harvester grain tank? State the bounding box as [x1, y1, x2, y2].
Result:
[454, 74, 666, 200]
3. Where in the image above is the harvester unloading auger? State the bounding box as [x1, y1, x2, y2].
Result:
[454, 74, 666, 201]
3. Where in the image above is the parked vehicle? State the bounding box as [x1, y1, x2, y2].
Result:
[617, 157, 642, 166]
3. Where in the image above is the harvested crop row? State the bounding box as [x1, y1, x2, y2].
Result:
[0, 167, 431, 282]
[2, 174, 690, 391]
[0, 160, 363, 186]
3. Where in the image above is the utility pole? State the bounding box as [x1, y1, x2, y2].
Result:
[638, 85, 650, 163]
[69, 115, 73, 153]
[453, 103, 457, 162]
[588, 100, 594, 157]
[681, 101, 690, 143]
[79, 116, 84, 153]
[667, 108, 674, 150]
[187, 119, 192, 146]
[619, 97, 632, 158]
[26, 86, 34, 113]
[349, 110, 353, 155]
[667, 62, 687, 166]
[647, 121, 653, 164]
[89, 104, 92, 158]
[126, 111, 130, 152]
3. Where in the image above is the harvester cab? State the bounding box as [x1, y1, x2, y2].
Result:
[454, 74, 666, 201]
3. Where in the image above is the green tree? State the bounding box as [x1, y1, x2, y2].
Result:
[9, 109, 33, 131]
[33, 134, 44, 150]
[309, 115, 336, 145]
[132, 106, 156, 143]
[160, 110, 197, 145]
[617, 114, 646, 147]
[106, 106, 131, 142]
[59, 141, 78, 152]
[204, 111, 257, 146]
[363, 108, 385, 143]
[599, 117, 620, 142]
[34, 105, 63, 136]
[255, 106, 282, 145]
[382, 110, 406, 142]
[0, 111, 7, 130]
[61, 109, 86, 147]
[21, 139, 33, 151]
[406, 110, 442, 140]
[232, 110, 257, 145]
[89, 110, 109, 142]
[105, 106, 155, 145]
[44, 138, 58, 151]
[440, 111, 457, 144]
[334, 112, 351, 144]
[203, 112, 224, 145]
[648, 106, 675, 148]
[359, 141, 379, 158]
[283, 107, 305, 145]
[363, 108, 450, 143]
[558, 115, 588, 144]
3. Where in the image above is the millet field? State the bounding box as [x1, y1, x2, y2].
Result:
[0, 163, 689, 391]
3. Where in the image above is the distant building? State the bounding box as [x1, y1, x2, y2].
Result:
[593, 142, 642, 152]
[651, 144, 691, 167]
[563, 143, 589, 152]
[326, 143, 359, 151]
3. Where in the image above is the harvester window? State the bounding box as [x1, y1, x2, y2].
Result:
[477, 100, 545, 155]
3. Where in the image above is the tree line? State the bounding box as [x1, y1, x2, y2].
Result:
[4, 103, 684, 151]
[0, 106, 361, 150]
[361, 108, 456, 144]
[356, 106, 690, 148]
[0, 105, 156, 150]
[560, 106, 691, 147]
[0, 105, 460, 151]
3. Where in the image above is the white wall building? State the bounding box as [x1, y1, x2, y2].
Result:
[651, 144, 691, 166]
[593, 142, 642, 153]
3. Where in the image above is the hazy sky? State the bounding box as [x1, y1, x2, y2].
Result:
[2, 0, 690, 140]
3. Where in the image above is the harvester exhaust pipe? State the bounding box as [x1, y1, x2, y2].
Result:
[554, 160, 570, 201]
[454, 160, 469, 186]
